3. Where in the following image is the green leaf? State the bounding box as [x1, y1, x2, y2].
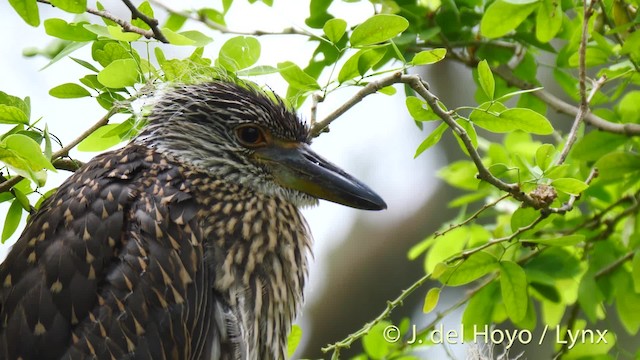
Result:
[462, 282, 498, 340]
[49, 0, 86, 14]
[198, 8, 226, 26]
[338, 51, 363, 83]
[77, 124, 124, 151]
[0, 91, 30, 117]
[236, 65, 280, 76]
[178, 30, 213, 47]
[83, 24, 113, 39]
[70, 57, 99, 72]
[536, 0, 563, 43]
[277, 61, 320, 91]
[616, 274, 640, 334]
[551, 178, 589, 195]
[9, 0, 40, 26]
[131, 1, 154, 30]
[107, 25, 142, 42]
[97, 58, 140, 88]
[535, 144, 555, 170]
[43, 125, 52, 160]
[511, 206, 540, 231]
[362, 321, 394, 358]
[423, 287, 441, 314]
[522, 234, 585, 246]
[594, 152, 640, 181]
[415, 122, 448, 158]
[357, 47, 387, 75]
[617, 91, 640, 123]
[162, 28, 196, 46]
[633, 252, 640, 293]
[0, 105, 29, 124]
[218, 36, 261, 71]
[350, 14, 409, 47]
[481, 1, 539, 39]
[572, 131, 628, 161]
[41, 41, 89, 71]
[471, 105, 553, 134]
[477, 60, 495, 100]
[323, 18, 347, 43]
[3, 134, 56, 171]
[163, 12, 187, 31]
[436, 252, 499, 286]
[49, 83, 92, 99]
[406, 96, 437, 121]
[2, 200, 23, 243]
[44, 19, 96, 41]
[410, 48, 447, 65]
[500, 261, 528, 323]
[286, 324, 302, 358]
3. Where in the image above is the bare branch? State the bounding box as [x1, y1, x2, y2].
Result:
[36, 0, 169, 43]
[311, 72, 403, 137]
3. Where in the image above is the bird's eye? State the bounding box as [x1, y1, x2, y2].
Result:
[235, 125, 267, 147]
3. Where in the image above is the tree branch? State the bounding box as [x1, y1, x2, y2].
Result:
[121, 0, 169, 43]
[555, 0, 602, 165]
[36, 0, 169, 43]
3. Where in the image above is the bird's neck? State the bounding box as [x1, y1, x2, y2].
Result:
[184, 167, 312, 359]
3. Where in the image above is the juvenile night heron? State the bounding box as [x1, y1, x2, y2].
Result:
[0, 81, 386, 360]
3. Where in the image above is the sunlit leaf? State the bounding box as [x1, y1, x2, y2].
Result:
[477, 59, 495, 100]
[481, 1, 539, 38]
[323, 18, 347, 43]
[97, 58, 140, 88]
[49, 83, 92, 99]
[350, 14, 409, 46]
[423, 287, 441, 313]
[218, 36, 261, 71]
[410, 48, 447, 65]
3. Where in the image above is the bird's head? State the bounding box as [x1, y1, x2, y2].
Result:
[135, 81, 386, 211]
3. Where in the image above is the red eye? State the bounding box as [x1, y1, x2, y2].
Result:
[235, 125, 266, 147]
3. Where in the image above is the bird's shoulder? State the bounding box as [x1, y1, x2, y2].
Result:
[0, 144, 205, 359]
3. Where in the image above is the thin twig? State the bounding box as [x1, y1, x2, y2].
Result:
[596, 251, 635, 278]
[321, 270, 434, 355]
[448, 214, 546, 263]
[434, 194, 511, 239]
[36, 0, 169, 43]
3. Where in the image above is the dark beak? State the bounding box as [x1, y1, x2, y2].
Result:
[255, 144, 387, 210]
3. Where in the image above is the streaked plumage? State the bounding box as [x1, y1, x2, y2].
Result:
[0, 81, 386, 359]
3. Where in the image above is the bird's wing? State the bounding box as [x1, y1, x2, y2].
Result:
[0, 146, 246, 360]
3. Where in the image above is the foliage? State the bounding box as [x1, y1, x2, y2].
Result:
[3, 0, 640, 359]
